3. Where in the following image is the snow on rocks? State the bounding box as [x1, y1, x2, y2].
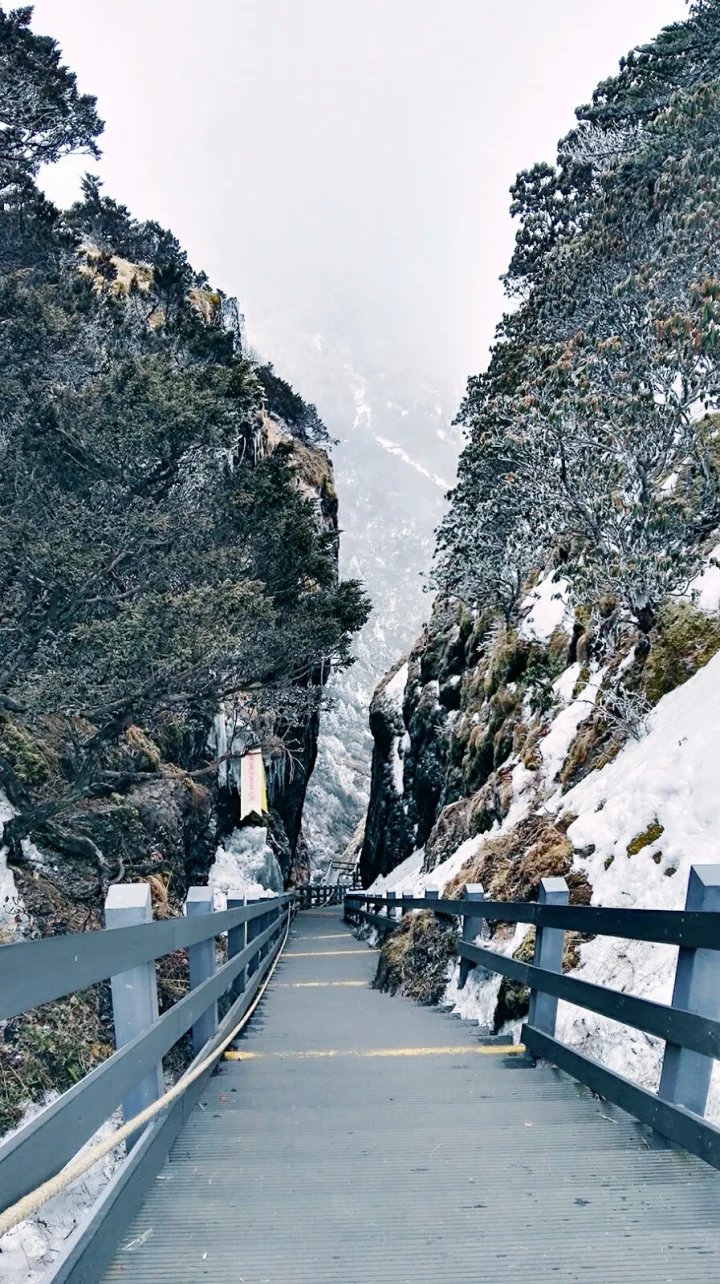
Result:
[538, 667, 604, 786]
[0, 790, 28, 936]
[366, 835, 491, 899]
[687, 539, 720, 613]
[383, 661, 408, 710]
[389, 737, 404, 795]
[547, 648, 720, 1116]
[384, 645, 720, 1117]
[559, 648, 720, 879]
[362, 609, 720, 1120]
[0, 1107, 124, 1284]
[444, 917, 528, 1028]
[365, 849, 425, 896]
[519, 572, 572, 643]
[208, 825, 283, 905]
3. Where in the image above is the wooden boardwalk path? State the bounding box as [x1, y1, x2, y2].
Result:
[104, 906, 720, 1282]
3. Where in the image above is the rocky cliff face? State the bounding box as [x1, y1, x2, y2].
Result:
[360, 566, 720, 895]
[0, 406, 340, 912]
[212, 416, 341, 892]
[0, 404, 343, 1147]
[359, 554, 720, 1076]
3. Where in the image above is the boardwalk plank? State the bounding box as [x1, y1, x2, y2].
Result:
[103, 907, 720, 1283]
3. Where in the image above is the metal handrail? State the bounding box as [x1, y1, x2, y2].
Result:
[0, 887, 294, 1215]
[0, 895, 294, 1021]
[460, 940, 720, 1061]
[0, 916, 283, 1210]
[344, 868, 720, 1172]
[344, 892, 720, 949]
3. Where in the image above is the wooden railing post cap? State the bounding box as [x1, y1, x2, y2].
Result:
[687, 865, 720, 905]
[186, 886, 212, 909]
[539, 877, 569, 900]
[105, 882, 151, 917]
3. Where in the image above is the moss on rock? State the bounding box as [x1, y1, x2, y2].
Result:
[626, 819, 664, 856]
[442, 816, 575, 903]
[0, 716, 55, 786]
[644, 602, 720, 705]
[424, 798, 471, 871]
[484, 629, 527, 697]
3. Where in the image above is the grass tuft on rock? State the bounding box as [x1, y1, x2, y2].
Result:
[373, 912, 458, 1005]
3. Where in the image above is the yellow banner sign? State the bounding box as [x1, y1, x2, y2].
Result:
[240, 748, 268, 818]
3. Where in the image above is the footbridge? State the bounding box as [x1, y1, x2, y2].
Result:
[1, 869, 720, 1281]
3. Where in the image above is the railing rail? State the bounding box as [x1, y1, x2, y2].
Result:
[345, 865, 720, 1171]
[344, 893, 720, 948]
[0, 886, 294, 1216]
[294, 884, 346, 909]
[0, 897, 288, 1023]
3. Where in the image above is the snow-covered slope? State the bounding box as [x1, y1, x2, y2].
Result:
[364, 563, 720, 1116]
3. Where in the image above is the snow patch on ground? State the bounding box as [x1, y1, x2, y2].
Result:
[208, 826, 283, 906]
[0, 790, 28, 935]
[559, 649, 720, 876]
[0, 1107, 124, 1284]
[538, 668, 604, 784]
[519, 572, 572, 643]
[444, 919, 528, 1027]
[438, 647, 720, 1118]
[365, 849, 424, 895]
[362, 629, 720, 1121]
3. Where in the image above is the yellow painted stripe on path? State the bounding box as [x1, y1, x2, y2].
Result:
[273, 981, 366, 989]
[283, 949, 368, 958]
[225, 1045, 526, 1061]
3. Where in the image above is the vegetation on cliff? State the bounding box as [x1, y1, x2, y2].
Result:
[360, 2, 720, 1036]
[435, 0, 720, 639]
[0, 5, 369, 895]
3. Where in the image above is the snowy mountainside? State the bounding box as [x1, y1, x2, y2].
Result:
[305, 366, 460, 871]
[357, 0, 720, 1113]
[245, 318, 461, 871]
[362, 558, 720, 1117]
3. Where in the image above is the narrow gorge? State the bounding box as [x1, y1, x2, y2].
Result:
[4, 0, 720, 1277]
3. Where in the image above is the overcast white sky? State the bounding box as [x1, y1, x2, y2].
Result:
[34, 0, 687, 402]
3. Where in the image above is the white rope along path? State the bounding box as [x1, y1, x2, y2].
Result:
[0, 909, 292, 1238]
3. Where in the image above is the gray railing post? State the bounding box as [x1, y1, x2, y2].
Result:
[227, 895, 248, 998]
[402, 887, 414, 916]
[527, 877, 569, 1037]
[185, 887, 218, 1054]
[458, 883, 485, 990]
[424, 885, 440, 908]
[658, 864, 720, 1117]
[386, 890, 396, 923]
[246, 897, 264, 977]
[105, 884, 163, 1146]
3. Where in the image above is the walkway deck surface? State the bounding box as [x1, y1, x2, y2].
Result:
[105, 907, 720, 1283]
